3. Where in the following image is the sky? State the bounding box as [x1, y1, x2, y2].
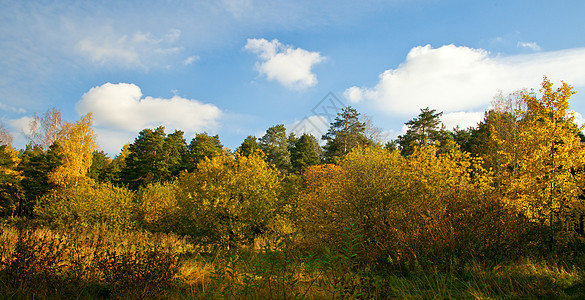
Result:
[2, 0, 585, 156]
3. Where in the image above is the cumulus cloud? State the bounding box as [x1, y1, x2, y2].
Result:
[92, 128, 138, 156]
[344, 86, 364, 103]
[245, 38, 326, 90]
[345, 45, 585, 117]
[441, 111, 485, 130]
[76, 82, 221, 132]
[75, 83, 222, 154]
[7, 116, 34, 149]
[9, 116, 34, 136]
[76, 28, 187, 69]
[287, 115, 329, 140]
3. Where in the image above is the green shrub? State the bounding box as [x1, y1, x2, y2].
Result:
[136, 181, 180, 233]
[35, 182, 137, 231]
[177, 152, 282, 247]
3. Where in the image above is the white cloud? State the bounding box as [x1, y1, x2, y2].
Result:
[9, 116, 34, 136]
[92, 128, 137, 157]
[346, 45, 585, 116]
[7, 116, 34, 149]
[287, 115, 329, 140]
[76, 83, 222, 153]
[344, 86, 364, 103]
[517, 41, 542, 51]
[245, 38, 326, 90]
[76, 28, 185, 69]
[77, 82, 221, 132]
[441, 111, 485, 130]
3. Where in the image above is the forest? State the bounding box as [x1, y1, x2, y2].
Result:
[1, 77, 585, 298]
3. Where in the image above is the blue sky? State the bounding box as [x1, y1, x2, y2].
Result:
[2, 0, 585, 155]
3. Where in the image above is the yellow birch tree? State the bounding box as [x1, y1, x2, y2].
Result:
[48, 113, 97, 187]
[493, 78, 585, 248]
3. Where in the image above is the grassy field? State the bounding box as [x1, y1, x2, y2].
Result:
[1, 223, 584, 299]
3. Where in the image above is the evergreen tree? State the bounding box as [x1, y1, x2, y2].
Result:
[259, 124, 291, 173]
[452, 110, 507, 172]
[121, 126, 186, 189]
[88, 150, 112, 183]
[287, 132, 299, 151]
[322, 106, 370, 162]
[396, 107, 451, 156]
[105, 144, 131, 185]
[163, 130, 188, 177]
[290, 133, 321, 173]
[238, 136, 261, 157]
[17, 143, 62, 216]
[185, 132, 223, 172]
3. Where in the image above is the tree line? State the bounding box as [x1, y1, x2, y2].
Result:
[0, 77, 584, 268]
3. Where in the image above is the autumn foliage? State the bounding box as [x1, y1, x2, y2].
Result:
[1, 77, 585, 297]
[176, 152, 282, 246]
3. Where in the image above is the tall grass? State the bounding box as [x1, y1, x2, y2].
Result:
[0, 224, 182, 299]
[1, 223, 584, 299]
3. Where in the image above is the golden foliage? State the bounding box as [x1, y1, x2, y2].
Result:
[296, 145, 499, 265]
[0, 145, 22, 180]
[0, 145, 23, 215]
[35, 181, 137, 230]
[295, 163, 345, 246]
[177, 152, 282, 245]
[137, 182, 180, 232]
[49, 113, 97, 187]
[493, 78, 585, 228]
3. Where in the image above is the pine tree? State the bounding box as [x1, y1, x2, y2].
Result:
[185, 132, 223, 172]
[259, 124, 291, 173]
[396, 107, 451, 156]
[17, 144, 62, 216]
[238, 136, 262, 157]
[290, 133, 321, 173]
[322, 106, 370, 162]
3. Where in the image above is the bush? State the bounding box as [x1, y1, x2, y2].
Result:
[177, 152, 282, 247]
[137, 181, 180, 233]
[295, 146, 536, 271]
[35, 181, 137, 231]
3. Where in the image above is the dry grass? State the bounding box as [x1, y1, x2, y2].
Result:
[1, 223, 584, 299]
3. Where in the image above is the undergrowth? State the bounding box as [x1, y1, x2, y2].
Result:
[1, 223, 584, 299]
